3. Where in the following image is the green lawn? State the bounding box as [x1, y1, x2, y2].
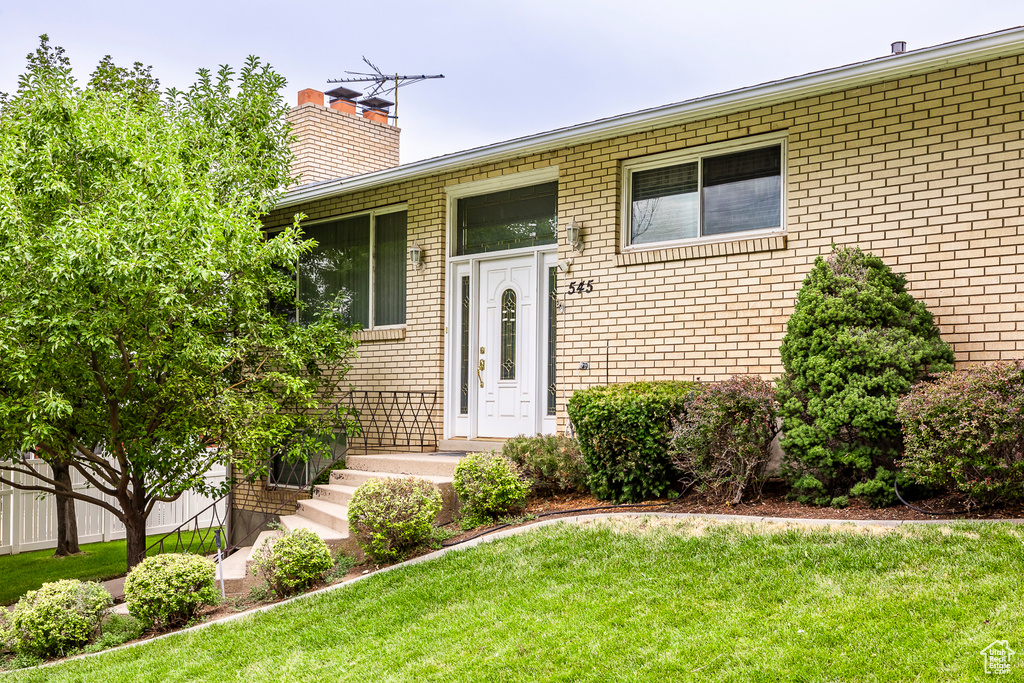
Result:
[7, 517, 1024, 682]
[0, 530, 215, 605]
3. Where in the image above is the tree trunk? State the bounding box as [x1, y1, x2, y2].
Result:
[124, 511, 148, 570]
[52, 461, 81, 557]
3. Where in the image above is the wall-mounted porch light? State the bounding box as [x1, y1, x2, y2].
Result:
[408, 242, 424, 270]
[565, 218, 583, 254]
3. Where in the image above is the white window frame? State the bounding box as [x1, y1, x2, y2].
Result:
[296, 203, 409, 330]
[620, 133, 787, 252]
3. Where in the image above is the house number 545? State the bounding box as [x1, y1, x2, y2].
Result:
[567, 280, 594, 295]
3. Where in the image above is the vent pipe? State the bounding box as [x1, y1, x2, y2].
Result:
[891, 41, 907, 55]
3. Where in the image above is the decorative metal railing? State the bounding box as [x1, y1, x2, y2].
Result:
[346, 390, 439, 449]
[145, 390, 438, 558]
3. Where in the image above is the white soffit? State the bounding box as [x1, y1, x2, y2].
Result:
[278, 25, 1024, 209]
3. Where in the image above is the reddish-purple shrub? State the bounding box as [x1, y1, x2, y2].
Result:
[668, 376, 780, 504]
[897, 360, 1024, 505]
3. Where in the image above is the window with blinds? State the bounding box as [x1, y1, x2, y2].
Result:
[456, 182, 557, 256]
[298, 209, 407, 328]
[626, 143, 782, 247]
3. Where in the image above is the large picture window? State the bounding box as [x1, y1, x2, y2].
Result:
[298, 208, 407, 328]
[623, 141, 783, 248]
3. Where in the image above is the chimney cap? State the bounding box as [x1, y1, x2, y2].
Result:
[326, 85, 362, 101]
[359, 96, 394, 110]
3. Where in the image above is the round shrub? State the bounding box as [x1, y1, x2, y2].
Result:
[124, 553, 218, 630]
[347, 477, 442, 564]
[898, 360, 1024, 505]
[567, 381, 697, 502]
[8, 579, 111, 657]
[669, 375, 780, 505]
[453, 452, 529, 526]
[777, 245, 954, 507]
[502, 434, 587, 493]
[250, 528, 333, 596]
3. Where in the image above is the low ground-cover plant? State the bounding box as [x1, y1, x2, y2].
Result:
[251, 528, 333, 596]
[81, 614, 146, 654]
[898, 359, 1024, 505]
[568, 381, 697, 502]
[453, 452, 529, 528]
[501, 435, 587, 493]
[669, 375, 780, 504]
[777, 245, 954, 507]
[6, 579, 111, 658]
[348, 477, 442, 564]
[123, 554, 218, 630]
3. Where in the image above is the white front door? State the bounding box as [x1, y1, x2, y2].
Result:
[476, 255, 537, 437]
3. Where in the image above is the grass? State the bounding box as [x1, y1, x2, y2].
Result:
[5, 517, 1024, 681]
[0, 530, 214, 605]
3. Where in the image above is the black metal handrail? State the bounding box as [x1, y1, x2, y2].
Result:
[145, 390, 438, 558]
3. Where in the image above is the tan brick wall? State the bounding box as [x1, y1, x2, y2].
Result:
[287, 103, 400, 185]
[265, 53, 1024, 436]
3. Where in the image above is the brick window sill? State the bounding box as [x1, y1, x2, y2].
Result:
[353, 327, 406, 343]
[615, 234, 787, 267]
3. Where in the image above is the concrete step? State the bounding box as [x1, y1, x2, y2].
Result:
[313, 483, 359, 506]
[328, 470, 459, 525]
[437, 439, 505, 453]
[346, 453, 464, 478]
[220, 528, 281, 594]
[295, 498, 349, 534]
[330, 469, 452, 488]
[278, 514, 356, 554]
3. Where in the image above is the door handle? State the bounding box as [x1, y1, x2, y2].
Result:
[477, 359, 485, 388]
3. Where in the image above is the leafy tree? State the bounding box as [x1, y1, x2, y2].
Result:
[0, 37, 356, 569]
[776, 245, 954, 507]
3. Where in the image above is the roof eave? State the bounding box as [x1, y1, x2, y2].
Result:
[277, 25, 1024, 210]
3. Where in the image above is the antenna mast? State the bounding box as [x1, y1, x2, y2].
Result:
[328, 57, 444, 125]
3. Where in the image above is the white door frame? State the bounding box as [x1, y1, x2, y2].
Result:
[444, 247, 557, 439]
[443, 167, 560, 441]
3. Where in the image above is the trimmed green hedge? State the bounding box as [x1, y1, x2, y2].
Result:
[567, 381, 698, 502]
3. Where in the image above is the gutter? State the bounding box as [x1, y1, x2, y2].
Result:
[277, 25, 1024, 209]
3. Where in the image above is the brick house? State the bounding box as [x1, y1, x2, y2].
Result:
[265, 26, 1024, 450]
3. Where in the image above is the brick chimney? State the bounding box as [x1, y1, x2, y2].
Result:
[286, 87, 400, 185]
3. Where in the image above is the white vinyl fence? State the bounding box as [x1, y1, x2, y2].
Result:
[0, 460, 226, 556]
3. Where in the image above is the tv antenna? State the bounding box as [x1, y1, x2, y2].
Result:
[328, 57, 444, 125]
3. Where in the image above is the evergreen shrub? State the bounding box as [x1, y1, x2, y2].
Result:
[567, 381, 697, 502]
[347, 477, 442, 564]
[668, 376, 780, 504]
[123, 553, 218, 630]
[777, 245, 954, 507]
[251, 528, 333, 596]
[502, 434, 587, 493]
[898, 360, 1024, 505]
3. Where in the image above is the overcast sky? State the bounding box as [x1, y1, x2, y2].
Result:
[1, 1, 1022, 164]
